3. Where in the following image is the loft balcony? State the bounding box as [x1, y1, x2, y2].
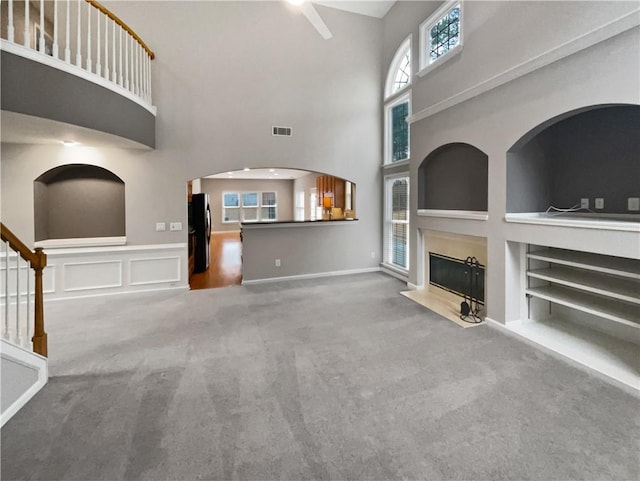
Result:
[0, 0, 155, 148]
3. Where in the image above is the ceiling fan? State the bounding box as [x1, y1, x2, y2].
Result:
[287, 0, 333, 40]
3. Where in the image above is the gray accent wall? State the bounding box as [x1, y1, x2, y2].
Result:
[418, 143, 488, 211]
[34, 165, 125, 241]
[200, 178, 294, 232]
[0, 51, 155, 148]
[507, 105, 640, 213]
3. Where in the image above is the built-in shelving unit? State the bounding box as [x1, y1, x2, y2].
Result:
[518, 246, 640, 391]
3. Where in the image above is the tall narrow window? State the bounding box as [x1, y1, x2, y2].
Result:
[384, 36, 412, 165]
[261, 192, 277, 221]
[242, 192, 259, 222]
[385, 176, 409, 270]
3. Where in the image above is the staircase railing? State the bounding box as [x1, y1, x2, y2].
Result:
[0, 223, 47, 357]
[0, 0, 155, 110]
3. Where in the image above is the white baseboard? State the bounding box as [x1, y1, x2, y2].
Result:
[241, 267, 381, 285]
[1, 340, 48, 427]
[406, 282, 424, 291]
[44, 285, 189, 303]
[379, 263, 409, 282]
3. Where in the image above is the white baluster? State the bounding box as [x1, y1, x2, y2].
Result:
[124, 33, 129, 90]
[118, 27, 123, 86]
[65, 0, 71, 62]
[3, 243, 9, 340]
[15, 253, 20, 345]
[96, 7, 101, 76]
[23, 0, 29, 48]
[145, 55, 150, 103]
[86, 2, 91, 71]
[26, 260, 31, 349]
[134, 42, 139, 96]
[104, 13, 109, 79]
[38, 0, 45, 53]
[75, 0, 81, 67]
[111, 18, 116, 82]
[53, 0, 59, 58]
[7, 0, 15, 42]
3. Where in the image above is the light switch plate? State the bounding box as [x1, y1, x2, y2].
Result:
[170, 222, 182, 231]
[155, 222, 166, 232]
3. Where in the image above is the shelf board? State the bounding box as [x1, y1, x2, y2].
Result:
[528, 267, 640, 305]
[503, 318, 640, 392]
[528, 248, 640, 280]
[526, 285, 640, 329]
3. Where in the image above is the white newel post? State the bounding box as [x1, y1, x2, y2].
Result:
[75, 0, 81, 67]
[38, 0, 45, 53]
[23, 0, 29, 48]
[53, 0, 59, 58]
[26, 261, 31, 348]
[7, 0, 15, 42]
[86, 3, 92, 72]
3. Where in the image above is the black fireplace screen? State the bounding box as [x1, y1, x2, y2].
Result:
[429, 252, 485, 304]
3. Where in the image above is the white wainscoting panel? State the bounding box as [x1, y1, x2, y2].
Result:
[129, 257, 181, 286]
[63, 260, 123, 292]
[41, 244, 188, 300]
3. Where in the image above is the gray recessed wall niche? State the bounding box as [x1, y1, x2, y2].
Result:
[34, 164, 125, 241]
[418, 143, 489, 211]
[507, 104, 640, 214]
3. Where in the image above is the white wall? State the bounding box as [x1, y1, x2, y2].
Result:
[1, 1, 384, 275]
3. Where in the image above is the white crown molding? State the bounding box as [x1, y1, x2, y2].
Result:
[407, 8, 640, 125]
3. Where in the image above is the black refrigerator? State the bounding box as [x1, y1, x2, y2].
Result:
[191, 193, 211, 272]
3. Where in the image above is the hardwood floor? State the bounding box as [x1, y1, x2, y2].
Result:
[189, 231, 242, 290]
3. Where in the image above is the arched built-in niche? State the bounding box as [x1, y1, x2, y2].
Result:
[418, 143, 488, 211]
[507, 104, 640, 214]
[34, 164, 125, 242]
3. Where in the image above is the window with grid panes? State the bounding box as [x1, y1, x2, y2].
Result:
[261, 192, 277, 221]
[419, 1, 462, 73]
[222, 192, 239, 223]
[385, 176, 409, 269]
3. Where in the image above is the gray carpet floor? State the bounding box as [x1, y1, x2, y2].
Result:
[1, 272, 638, 481]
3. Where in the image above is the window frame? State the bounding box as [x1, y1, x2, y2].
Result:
[384, 35, 412, 100]
[418, 0, 464, 78]
[383, 173, 410, 272]
[384, 90, 411, 165]
[222, 192, 240, 224]
[222, 191, 278, 224]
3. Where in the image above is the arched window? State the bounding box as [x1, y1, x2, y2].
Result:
[385, 36, 412, 99]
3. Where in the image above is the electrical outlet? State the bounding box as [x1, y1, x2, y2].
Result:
[275, 259, 281, 267]
[580, 198, 589, 209]
[595, 198, 604, 209]
[370, 251, 376, 259]
[155, 222, 166, 232]
[170, 222, 182, 231]
[628, 197, 640, 211]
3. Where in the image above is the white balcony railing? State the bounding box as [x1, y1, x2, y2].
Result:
[1, 0, 155, 112]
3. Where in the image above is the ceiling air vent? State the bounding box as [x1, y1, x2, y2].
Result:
[272, 126, 292, 137]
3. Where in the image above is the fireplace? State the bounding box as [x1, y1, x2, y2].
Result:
[429, 252, 485, 304]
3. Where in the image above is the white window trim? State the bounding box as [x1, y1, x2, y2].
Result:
[384, 90, 411, 165]
[384, 34, 412, 101]
[384, 173, 410, 272]
[418, 0, 464, 78]
[260, 192, 278, 222]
